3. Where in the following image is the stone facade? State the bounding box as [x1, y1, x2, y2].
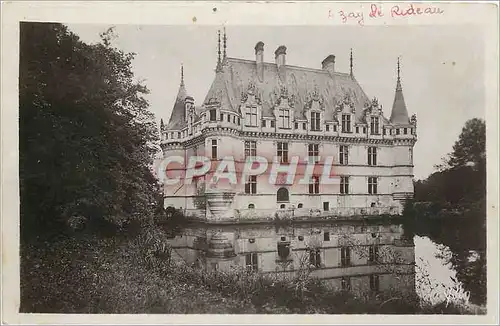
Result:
[159, 32, 417, 222]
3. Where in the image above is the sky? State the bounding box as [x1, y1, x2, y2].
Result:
[67, 24, 485, 180]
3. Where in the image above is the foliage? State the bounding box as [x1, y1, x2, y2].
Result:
[415, 118, 486, 206]
[19, 22, 162, 239]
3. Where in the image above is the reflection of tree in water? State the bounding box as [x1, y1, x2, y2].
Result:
[405, 212, 486, 305]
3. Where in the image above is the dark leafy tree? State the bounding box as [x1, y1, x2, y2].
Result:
[19, 23, 162, 239]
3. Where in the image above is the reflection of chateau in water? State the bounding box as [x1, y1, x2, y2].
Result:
[168, 220, 415, 295]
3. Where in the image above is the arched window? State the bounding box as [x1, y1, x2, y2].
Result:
[280, 204, 285, 209]
[277, 187, 289, 203]
[248, 203, 255, 209]
[297, 203, 303, 208]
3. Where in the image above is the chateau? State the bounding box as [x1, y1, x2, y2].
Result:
[159, 30, 417, 222]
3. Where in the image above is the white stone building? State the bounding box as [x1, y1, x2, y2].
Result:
[160, 31, 417, 221]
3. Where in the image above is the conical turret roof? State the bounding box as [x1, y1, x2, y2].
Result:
[390, 58, 410, 125]
[165, 66, 188, 130]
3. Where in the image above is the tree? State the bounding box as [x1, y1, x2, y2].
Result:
[447, 118, 486, 169]
[414, 118, 486, 206]
[19, 23, 162, 239]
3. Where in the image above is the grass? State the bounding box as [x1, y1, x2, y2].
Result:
[20, 226, 486, 314]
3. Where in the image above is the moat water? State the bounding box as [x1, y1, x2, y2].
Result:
[167, 218, 486, 307]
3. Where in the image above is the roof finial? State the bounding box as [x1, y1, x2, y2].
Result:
[223, 27, 227, 62]
[180, 64, 184, 86]
[216, 30, 222, 72]
[396, 56, 402, 91]
[350, 48, 354, 77]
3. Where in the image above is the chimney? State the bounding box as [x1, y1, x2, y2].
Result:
[322, 55, 336, 75]
[255, 41, 264, 82]
[275, 45, 287, 69]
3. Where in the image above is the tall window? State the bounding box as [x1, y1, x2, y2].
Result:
[245, 253, 258, 272]
[209, 109, 216, 121]
[368, 177, 378, 194]
[341, 247, 351, 267]
[341, 277, 351, 291]
[279, 109, 291, 128]
[220, 113, 224, 121]
[370, 275, 380, 292]
[277, 142, 289, 163]
[341, 114, 351, 133]
[368, 147, 377, 166]
[308, 144, 319, 163]
[369, 245, 379, 264]
[245, 140, 257, 158]
[261, 119, 266, 127]
[339, 145, 349, 165]
[340, 176, 349, 194]
[245, 176, 257, 194]
[370, 116, 380, 135]
[311, 112, 321, 131]
[404, 127, 408, 135]
[309, 175, 319, 194]
[245, 106, 258, 126]
[211, 139, 217, 159]
[396, 128, 400, 135]
[309, 249, 321, 268]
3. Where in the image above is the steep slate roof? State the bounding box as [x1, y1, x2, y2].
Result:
[166, 82, 188, 130]
[389, 77, 410, 125]
[203, 57, 374, 123]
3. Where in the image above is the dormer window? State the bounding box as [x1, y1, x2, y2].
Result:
[370, 117, 380, 135]
[341, 114, 351, 133]
[209, 109, 217, 121]
[278, 108, 291, 129]
[311, 112, 321, 131]
[245, 106, 258, 127]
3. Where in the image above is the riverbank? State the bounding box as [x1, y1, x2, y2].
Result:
[20, 226, 485, 314]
